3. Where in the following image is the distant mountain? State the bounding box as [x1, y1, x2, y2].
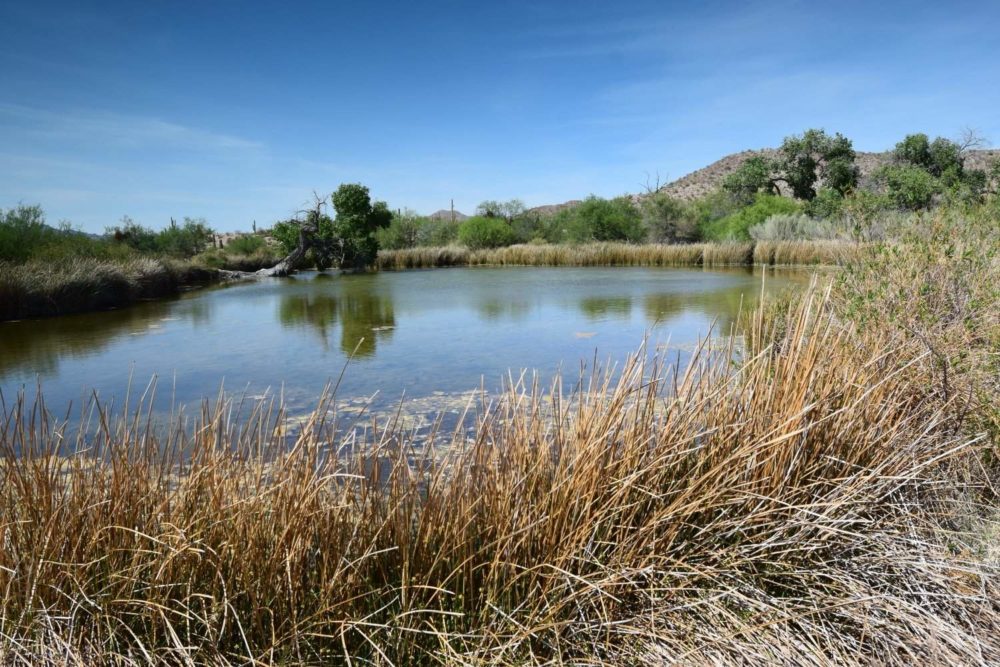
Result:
[526, 200, 581, 217]
[427, 209, 468, 222]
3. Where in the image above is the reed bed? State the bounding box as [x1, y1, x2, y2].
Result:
[375, 240, 863, 271]
[1, 283, 997, 665]
[0, 257, 219, 320]
[753, 239, 863, 266]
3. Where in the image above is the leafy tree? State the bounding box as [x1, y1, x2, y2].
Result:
[457, 216, 516, 249]
[476, 199, 527, 221]
[889, 133, 987, 203]
[875, 164, 939, 210]
[892, 134, 933, 169]
[777, 129, 858, 200]
[893, 133, 965, 180]
[331, 183, 392, 270]
[722, 156, 780, 204]
[723, 130, 858, 203]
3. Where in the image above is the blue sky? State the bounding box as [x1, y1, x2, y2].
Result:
[2, 0, 998, 232]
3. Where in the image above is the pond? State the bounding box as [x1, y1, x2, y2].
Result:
[0, 266, 810, 421]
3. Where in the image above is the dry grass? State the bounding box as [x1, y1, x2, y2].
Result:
[0, 257, 219, 320]
[752, 239, 863, 266]
[375, 241, 863, 271]
[1, 279, 998, 664]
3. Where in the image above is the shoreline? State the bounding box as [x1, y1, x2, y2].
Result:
[0, 241, 857, 323]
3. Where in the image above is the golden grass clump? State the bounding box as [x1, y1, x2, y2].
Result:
[1, 279, 998, 665]
[376, 240, 862, 271]
[753, 239, 864, 266]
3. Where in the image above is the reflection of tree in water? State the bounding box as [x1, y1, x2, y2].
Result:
[476, 298, 532, 321]
[278, 285, 395, 357]
[643, 287, 760, 334]
[579, 296, 632, 320]
[0, 298, 179, 378]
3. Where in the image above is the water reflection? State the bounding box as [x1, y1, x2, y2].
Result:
[1, 267, 812, 420]
[278, 282, 395, 357]
[0, 296, 192, 378]
[579, 296, 633, 320]
[477, 298, 533, 321]
[643, 288, 750, 333]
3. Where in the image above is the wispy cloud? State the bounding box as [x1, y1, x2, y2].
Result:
[0, 104, 263, 153]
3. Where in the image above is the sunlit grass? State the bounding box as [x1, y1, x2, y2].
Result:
[375, 240, 864, 270]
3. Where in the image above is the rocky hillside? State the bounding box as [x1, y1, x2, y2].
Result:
[526, 200, 581, 217]
[657, 148, 1000, 202]
[428, 209, 468, 222]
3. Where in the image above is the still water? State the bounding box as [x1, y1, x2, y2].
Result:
[0, 267, 809, 419]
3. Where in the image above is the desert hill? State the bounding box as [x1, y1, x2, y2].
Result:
[655, 148, 1000, 202]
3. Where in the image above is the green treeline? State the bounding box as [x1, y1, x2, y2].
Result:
[375, 129, 1000, 251]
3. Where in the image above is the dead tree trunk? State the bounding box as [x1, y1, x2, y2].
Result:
[256, 194, 338, 277]
[256, 217, 318, 277]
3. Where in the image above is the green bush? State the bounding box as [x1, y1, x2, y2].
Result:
[685, 190, 742, 233]
[224, 234, 265, 255]
[376, 211, 423, 250]
[416, 218, 461, 246]
[0, 204, 52, 262]
[805, 188, 846, 219]
[551, 196, 644, 244]
[1, 205, 138, 263]
[458, 216, 516, 249]
[701, 194, 800, 241]
[641, 193, 700, 243]
[875, 164, 939, 211]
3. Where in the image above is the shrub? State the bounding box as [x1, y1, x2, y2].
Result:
[458, 216, 516, 249]
[701, 194, 800, 241]
[224, 234, 265, 255]
[416, 217, 461, 246]
[553, 196, 645, 243]
[641, 193, 700, 243]
[376, 210, 423, 250]
[748, 213, 840, 241]
[805, 187, 846, 219]
[875, 164, 939, 211]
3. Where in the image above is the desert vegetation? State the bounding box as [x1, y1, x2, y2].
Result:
[375, 128, 998, 262]
[0, 206, 225, 320]
[1, 201, 997, 664]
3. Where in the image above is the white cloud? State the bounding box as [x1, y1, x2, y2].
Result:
[0, 103, 262, 153]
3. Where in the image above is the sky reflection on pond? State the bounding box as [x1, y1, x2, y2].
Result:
[0, 266, 811, 419]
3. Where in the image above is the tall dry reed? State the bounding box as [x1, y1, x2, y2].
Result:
[375, 241, 862, 271]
